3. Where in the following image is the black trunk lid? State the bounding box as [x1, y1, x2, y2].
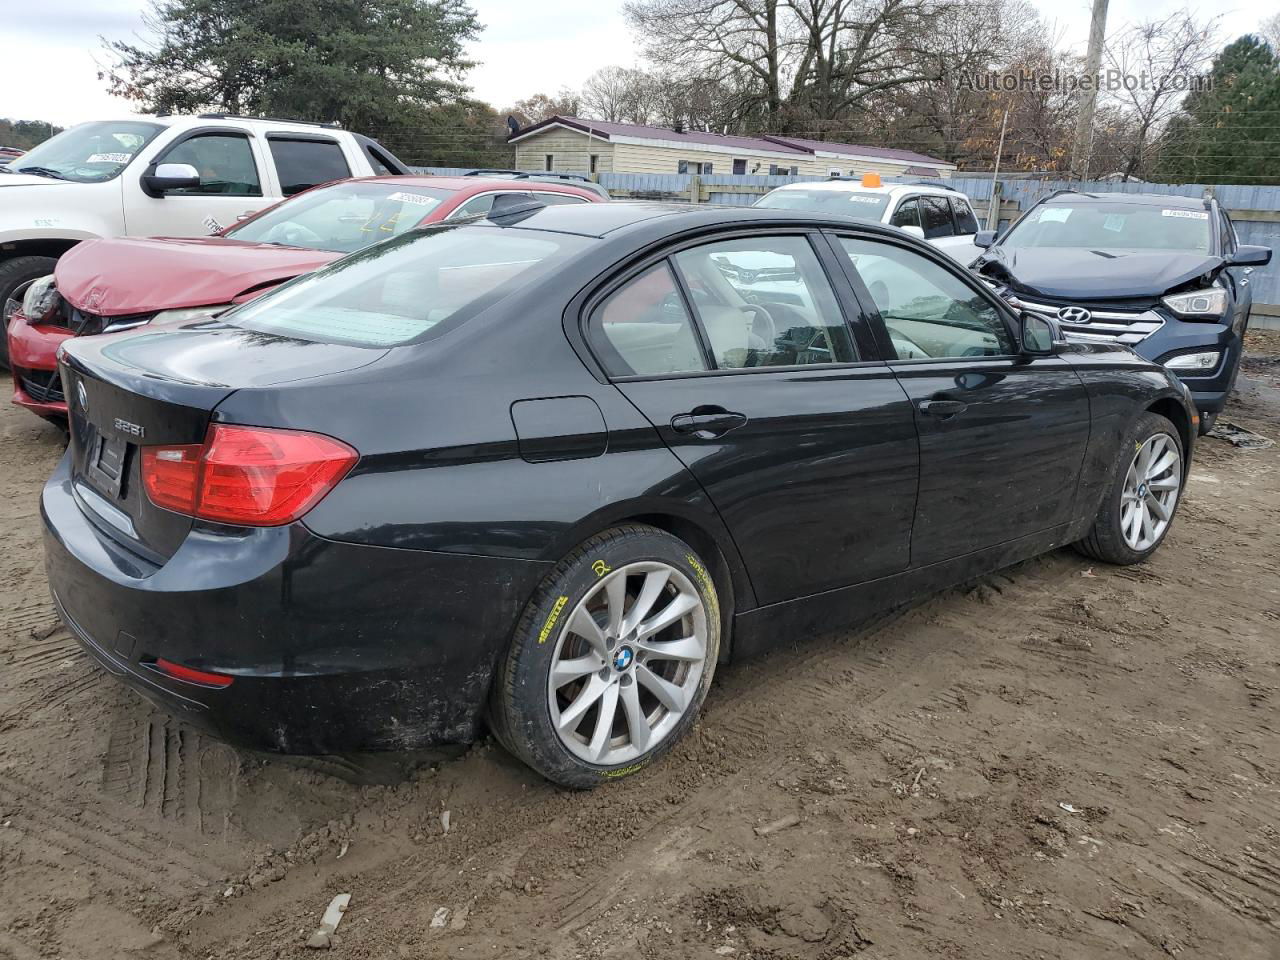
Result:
[59, 322, 387, 564]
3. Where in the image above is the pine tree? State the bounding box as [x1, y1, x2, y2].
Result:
[1158, 35, 1280, 183]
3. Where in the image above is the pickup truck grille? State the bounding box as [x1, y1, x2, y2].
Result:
[16, 367, 65, 404]
[1017, 298, 1164, 346]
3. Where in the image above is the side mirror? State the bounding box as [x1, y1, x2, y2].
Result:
[1019, 311, 1057, 356]
[899, 225, 925, 240]
[1228, 244, 1271, 267]
[974, 229, 997, 249]
[142, 162, 200, 197]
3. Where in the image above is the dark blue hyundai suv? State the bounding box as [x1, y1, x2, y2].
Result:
[971, 191, 1271, 433]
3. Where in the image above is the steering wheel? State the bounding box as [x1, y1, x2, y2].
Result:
[740, 303, 777, 347]
[263, 222, 325, 247]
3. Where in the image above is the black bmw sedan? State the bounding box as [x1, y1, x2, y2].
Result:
[45, 202, 1196, 788]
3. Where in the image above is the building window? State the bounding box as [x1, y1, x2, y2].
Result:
[732, 158, 747, 175]
[544, 154, 553, 171]
[678, 160, 714, 175]
[678, 160, 688, 174]
[703, 162, 713, 175]
[589, 154, 598, 174]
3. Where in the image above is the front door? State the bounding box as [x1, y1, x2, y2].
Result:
[125, 129, 276, 237]
[587, 233, 919, 605]
[833, 233, 1091, 567]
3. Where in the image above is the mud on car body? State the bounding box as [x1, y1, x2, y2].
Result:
[44, 202, 1196, 788]
[971, 190, 1271, 434]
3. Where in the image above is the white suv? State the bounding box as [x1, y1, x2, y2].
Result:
[754, 178, 984, 262]
[0, 113, 406, 366]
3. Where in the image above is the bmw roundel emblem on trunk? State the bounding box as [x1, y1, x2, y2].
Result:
[1057, 306, 1092, 324]
[76, 380, 88, 411]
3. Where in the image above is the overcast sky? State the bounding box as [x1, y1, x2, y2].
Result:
[0, 0, 1268, 127]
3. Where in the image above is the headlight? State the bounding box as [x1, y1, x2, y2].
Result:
[150, 304, 233, 324]
[20, 275, 59, 322]
[1165, 350, 1220, 372]
[1161, 287, 1228, 318]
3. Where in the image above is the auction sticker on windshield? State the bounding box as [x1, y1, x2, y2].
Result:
[387, 192, 439, 206]
[86, 153, 133, 164]
[1162, 209, 1209, 219]
[1037, 208, 1072, 223]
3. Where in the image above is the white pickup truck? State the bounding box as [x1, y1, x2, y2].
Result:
[0, 113, 408, 366]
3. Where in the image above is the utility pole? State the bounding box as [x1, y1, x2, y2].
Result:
[988, 106, 1009, 230]
[1069, 0, 1110, 182]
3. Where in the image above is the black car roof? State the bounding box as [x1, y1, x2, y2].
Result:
[481, 200, 913, 240]
[1042, 192, 1208, 209]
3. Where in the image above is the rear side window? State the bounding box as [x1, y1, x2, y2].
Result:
[920, 196, 955, 239]
[951, 197, 979, 234]
[269, 138, 351, 195]
[223, 226, 588, 348]
[161, 133, 261, 196]
[590, 263, 708, 377]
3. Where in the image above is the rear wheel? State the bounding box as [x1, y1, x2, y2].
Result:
[0, 256, 58, 370]
[1075, 412, 1183, 565]
[489, 525, 720, 788]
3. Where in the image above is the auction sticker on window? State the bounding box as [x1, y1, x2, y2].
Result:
[1161, 209, 1209, 219]
[1036, 207, 1072, 223]
[86, 153, 132, 164]
[844, 195, 885, 205]
[387, 192, 439, 206]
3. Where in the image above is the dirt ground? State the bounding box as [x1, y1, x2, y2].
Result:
[2, 335, 1280, 960]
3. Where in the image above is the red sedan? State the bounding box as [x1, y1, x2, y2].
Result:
[8, 175, 604, 420]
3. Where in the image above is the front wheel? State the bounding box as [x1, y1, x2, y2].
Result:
[1197, 409, 1219, 436]
[1075, 412, 1184, 565]
[489, 525, 720, 789]
[0, 256, 58, 370]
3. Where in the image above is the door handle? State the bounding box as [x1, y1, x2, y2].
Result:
[918, 399, 967, 419]
[670, 406, 748, 438]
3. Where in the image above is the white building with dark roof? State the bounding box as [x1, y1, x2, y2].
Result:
[508, 116, 955, 179]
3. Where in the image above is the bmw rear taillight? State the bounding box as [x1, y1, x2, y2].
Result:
[141, 424, 357, 526]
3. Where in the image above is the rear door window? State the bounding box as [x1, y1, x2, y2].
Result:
[920, 196, 955, 239]
[672, 235, 858, 368]
[268, 137, 351, 195]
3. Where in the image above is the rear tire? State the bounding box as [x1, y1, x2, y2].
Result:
[0, 256, 58, 370]
[1075, 412, 1184, 565]
[489, 524, 720, 789]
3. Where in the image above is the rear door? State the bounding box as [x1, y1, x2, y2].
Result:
[831, 231, 1090, 567]
[586, 230, 919, 605]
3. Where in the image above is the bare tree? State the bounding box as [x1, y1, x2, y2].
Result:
[1102, 11, 1220, 181]
[623, 0, 946, 130]
[505, 89, 582, 126]
[1261, 12, 1280, 55]
[580, 67, 652, 123]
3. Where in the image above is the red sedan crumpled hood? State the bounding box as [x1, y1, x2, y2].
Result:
[54, 236, 340, 316]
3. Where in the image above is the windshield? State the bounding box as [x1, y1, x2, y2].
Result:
[227, 181, 453, 253]
[1002, 202, 1213, 253]
[755, 188, 891, 221]
[223, 224, 589, 348]
[8, 121, 163, 183]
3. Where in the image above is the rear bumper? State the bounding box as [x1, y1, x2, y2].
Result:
[8, 310, 71, 417]
[1135, 315, 1240, 415]
[42, 451, 550, 753]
